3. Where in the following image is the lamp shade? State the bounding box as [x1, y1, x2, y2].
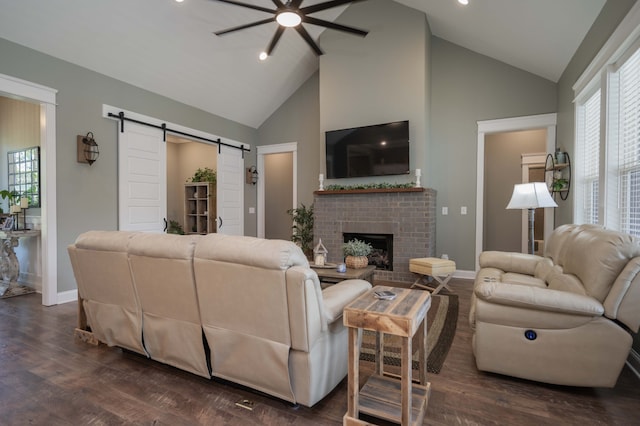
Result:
[506, 182, 558, 209]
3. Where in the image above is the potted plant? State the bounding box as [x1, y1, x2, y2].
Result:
[343, 238, 372, 269]
[551, 178, 568, 192]
[0, 189, 20, 214]
[188, 167, 217, 185]
[287, 203, 314, 258]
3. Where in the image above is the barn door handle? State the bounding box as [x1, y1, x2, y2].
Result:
[163, 218, 168, 232]
[217, 216, 223, 229]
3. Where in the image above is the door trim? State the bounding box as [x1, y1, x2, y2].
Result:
[256, 142, 298, 239]
[476, 113, 557, 270]
[0, 73, 58, 306]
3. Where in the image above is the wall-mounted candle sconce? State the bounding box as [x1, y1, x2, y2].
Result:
[77, 132, 99, 165]
[246, 166, 258, 185]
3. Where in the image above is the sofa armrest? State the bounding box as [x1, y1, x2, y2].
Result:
[475, 280, 604, 316]
[479, 251, 542, 275]
[321, 279, 372, 323]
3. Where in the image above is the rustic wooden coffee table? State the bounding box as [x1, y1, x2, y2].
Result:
[343, 285, 432, 425]
[311, 264, 375, 284]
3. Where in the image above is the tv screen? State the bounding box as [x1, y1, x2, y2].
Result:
[325, 120, 409, 179]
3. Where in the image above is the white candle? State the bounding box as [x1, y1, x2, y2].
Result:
[20, 197, 28, 208]
[10, 205, 20, 214]
[415, 168, 421, 177]
[319, 173, 324, 180]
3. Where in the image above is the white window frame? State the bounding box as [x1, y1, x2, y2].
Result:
[573, 2, 640, 234]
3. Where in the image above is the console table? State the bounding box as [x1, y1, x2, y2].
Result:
[311, 264, 375, 284]
[0, 229, 40, 297]
[343, 285, 432, 425]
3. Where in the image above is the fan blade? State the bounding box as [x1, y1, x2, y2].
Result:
[300, 0, 368, 15]
[290, 0, 304, 8]
[295, 25, 324, 56]
[211, 0, 276, 15]
[266, 26, 285, 56]
[214, 17, 276, 36]
[302, 16, 368, 37]
[270, 0, 286, 7]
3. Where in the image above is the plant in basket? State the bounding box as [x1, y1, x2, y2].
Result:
[343, 239, 372, 269]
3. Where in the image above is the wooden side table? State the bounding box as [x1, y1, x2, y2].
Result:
[343, 285, 432, 425]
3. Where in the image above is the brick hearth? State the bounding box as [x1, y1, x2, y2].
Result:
[313, 188, 436, 283]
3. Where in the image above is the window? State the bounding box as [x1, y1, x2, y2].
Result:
[574, 4, 640, 237]
[575, 89, 600, 225]
[7, 146, 40, 208]
[614, 48, 640, 236]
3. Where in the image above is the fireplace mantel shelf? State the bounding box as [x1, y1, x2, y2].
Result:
[314, 187, 425, 195]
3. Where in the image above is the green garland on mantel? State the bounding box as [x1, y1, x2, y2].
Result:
[324, 182, 415, 191]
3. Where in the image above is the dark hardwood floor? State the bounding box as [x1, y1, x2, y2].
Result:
[1, 279, 639, 425]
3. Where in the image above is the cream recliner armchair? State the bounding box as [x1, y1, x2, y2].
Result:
[470, 224, 640, 387]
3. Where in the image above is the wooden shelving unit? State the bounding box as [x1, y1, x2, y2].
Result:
[184, 182, 216, 234]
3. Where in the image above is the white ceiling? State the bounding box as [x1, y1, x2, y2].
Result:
[0, 0, 606, 128]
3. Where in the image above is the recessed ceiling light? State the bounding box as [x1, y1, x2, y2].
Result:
[259, 52, 268, 61]
[458, 0, 469, 5]
[175, 0, 185, 3]
[276, 11, 302, 27]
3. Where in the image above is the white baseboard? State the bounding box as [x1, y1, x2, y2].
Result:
[453, 270, 476, 280]
[57, 289, 78, 305]
[627, 348, 640, 381]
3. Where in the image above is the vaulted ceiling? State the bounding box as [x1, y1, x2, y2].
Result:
[0, 0, 606, 128]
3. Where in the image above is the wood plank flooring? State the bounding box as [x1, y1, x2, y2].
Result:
[1, 279, 639, 425]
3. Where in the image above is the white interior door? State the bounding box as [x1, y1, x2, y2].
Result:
[118, 121, 166, 232]
[216, 145, 244, 235]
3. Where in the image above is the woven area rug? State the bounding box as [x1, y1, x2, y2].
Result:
[359, 293, 458, 374]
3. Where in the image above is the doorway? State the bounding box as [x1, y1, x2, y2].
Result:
[0, 73, 57, 306]
[257, 143, 297, 239]
[483, 130, 547, 253]
[476, 113, 557, 270]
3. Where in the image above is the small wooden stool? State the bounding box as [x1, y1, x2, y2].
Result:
[410, 257, 456, 295]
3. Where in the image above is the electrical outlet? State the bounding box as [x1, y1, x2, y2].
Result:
[442, 207, 448, 215]
[249, 207, 255, 214]
[461, 206, 467, 215]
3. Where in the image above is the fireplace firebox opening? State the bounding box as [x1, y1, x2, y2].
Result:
[343, 233, 393, 271]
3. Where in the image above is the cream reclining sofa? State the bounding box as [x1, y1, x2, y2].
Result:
[68, 231, 371, 407]
[470, 224, 640, 387]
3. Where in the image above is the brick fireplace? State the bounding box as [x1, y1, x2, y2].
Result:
[313, 188, 436, 283]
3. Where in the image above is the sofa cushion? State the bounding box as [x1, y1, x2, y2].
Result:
[561, 226, 640, 302]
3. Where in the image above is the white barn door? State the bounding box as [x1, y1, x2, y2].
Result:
[118, 122, 167, 232]
[217, 145, 244, 235]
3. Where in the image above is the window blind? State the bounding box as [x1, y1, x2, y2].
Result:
[576, 90, 601, 225]
[617, 48, 640, 236]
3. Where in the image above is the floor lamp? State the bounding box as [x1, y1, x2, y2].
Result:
[506, 182, 557, 255]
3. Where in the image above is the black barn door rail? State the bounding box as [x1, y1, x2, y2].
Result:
[108, 111, 250, 157]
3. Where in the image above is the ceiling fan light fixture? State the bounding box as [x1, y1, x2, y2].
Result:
[276, 11, 302, 27]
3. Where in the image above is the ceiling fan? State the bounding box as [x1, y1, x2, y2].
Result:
[211, 0, 369, 58]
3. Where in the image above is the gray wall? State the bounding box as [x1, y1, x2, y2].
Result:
[0, 37, 256, 292]
[319, 0, 429, 188]
[484, 130, 546, 252]
[429, 38, 557, 269]
[257, 72, 321, 210]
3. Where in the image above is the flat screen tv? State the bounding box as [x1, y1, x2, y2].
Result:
[325, 120, 409, 179]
